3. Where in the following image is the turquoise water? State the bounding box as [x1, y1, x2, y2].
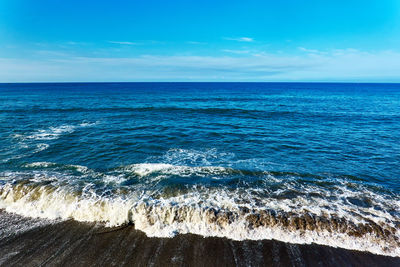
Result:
[0, 83, 399, 256]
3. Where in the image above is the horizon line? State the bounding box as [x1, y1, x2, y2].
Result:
[1, 81, 400, 85]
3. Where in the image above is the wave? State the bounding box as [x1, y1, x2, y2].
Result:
[3, 106, 400, 122]
[13, 122, 97, 141]
[155, 148, 236, 166]
[0, 164, 399, 257]
[19, 125, 76, 141]
[23, 162, 92, 175]
[3, 122, 98, 163]
[118, 163, 244, 178]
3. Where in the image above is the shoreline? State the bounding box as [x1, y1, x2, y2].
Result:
[1, 211, 399, 266]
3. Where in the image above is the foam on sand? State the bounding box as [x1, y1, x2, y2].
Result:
[0, 164, 399, 257]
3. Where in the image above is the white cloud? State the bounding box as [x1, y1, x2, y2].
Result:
[221, 49, 250, 54]
[224, 37, 254, 42]
[1, 49, 400, 82]
[298, 47, 328, 55]
[108, 41, 138, 45]
[186, 41, 206, 45]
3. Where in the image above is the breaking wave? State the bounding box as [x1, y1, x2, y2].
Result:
[0, 163, 399, 257]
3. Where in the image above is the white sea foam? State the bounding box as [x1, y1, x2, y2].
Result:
[25, 125, 76, 140]
[0, 209, 54, 240]
[79, 121, 98, 127]
[121, 163, 175, 176]
[158, 148, 235, 166]
[34, 143, 50, 153]
[23, 162, 91, 174]
[5, 122, 97, 162]
[0, 165, 399, 257]
[0, 183, 399, 257]
[120, 163, 235, 178]
[24, 162, 56, 168]
[13, 121, 97, 142]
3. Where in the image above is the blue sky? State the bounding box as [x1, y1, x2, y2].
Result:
[1, 0, 400, 82]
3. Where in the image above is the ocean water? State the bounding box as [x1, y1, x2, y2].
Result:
[0, 82, 399, 256]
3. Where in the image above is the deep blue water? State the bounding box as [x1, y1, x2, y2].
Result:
[0, 83, 399, 254]
[1, 82, 399, 190]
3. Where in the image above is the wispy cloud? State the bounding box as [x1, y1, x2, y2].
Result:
[2, 49, 400, 82]
[34, 50, 72, 57]
[223, 37, 254, 42]
[186, 41, 207, 45]
[108, 41, 138, 45]
[221, 49, 250, 54]
[298, 47, 327, 55]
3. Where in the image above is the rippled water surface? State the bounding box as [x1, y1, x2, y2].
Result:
[0, 82, 399, 256]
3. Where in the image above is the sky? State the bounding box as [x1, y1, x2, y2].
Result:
[1, 0, 400, 82]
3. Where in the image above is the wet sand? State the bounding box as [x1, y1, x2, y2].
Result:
[0, 211, 399, 267]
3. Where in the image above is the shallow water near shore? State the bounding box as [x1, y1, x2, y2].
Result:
[1, 82, 400, 257]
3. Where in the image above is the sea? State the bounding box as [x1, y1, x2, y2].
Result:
[0, 82, 399, 257]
